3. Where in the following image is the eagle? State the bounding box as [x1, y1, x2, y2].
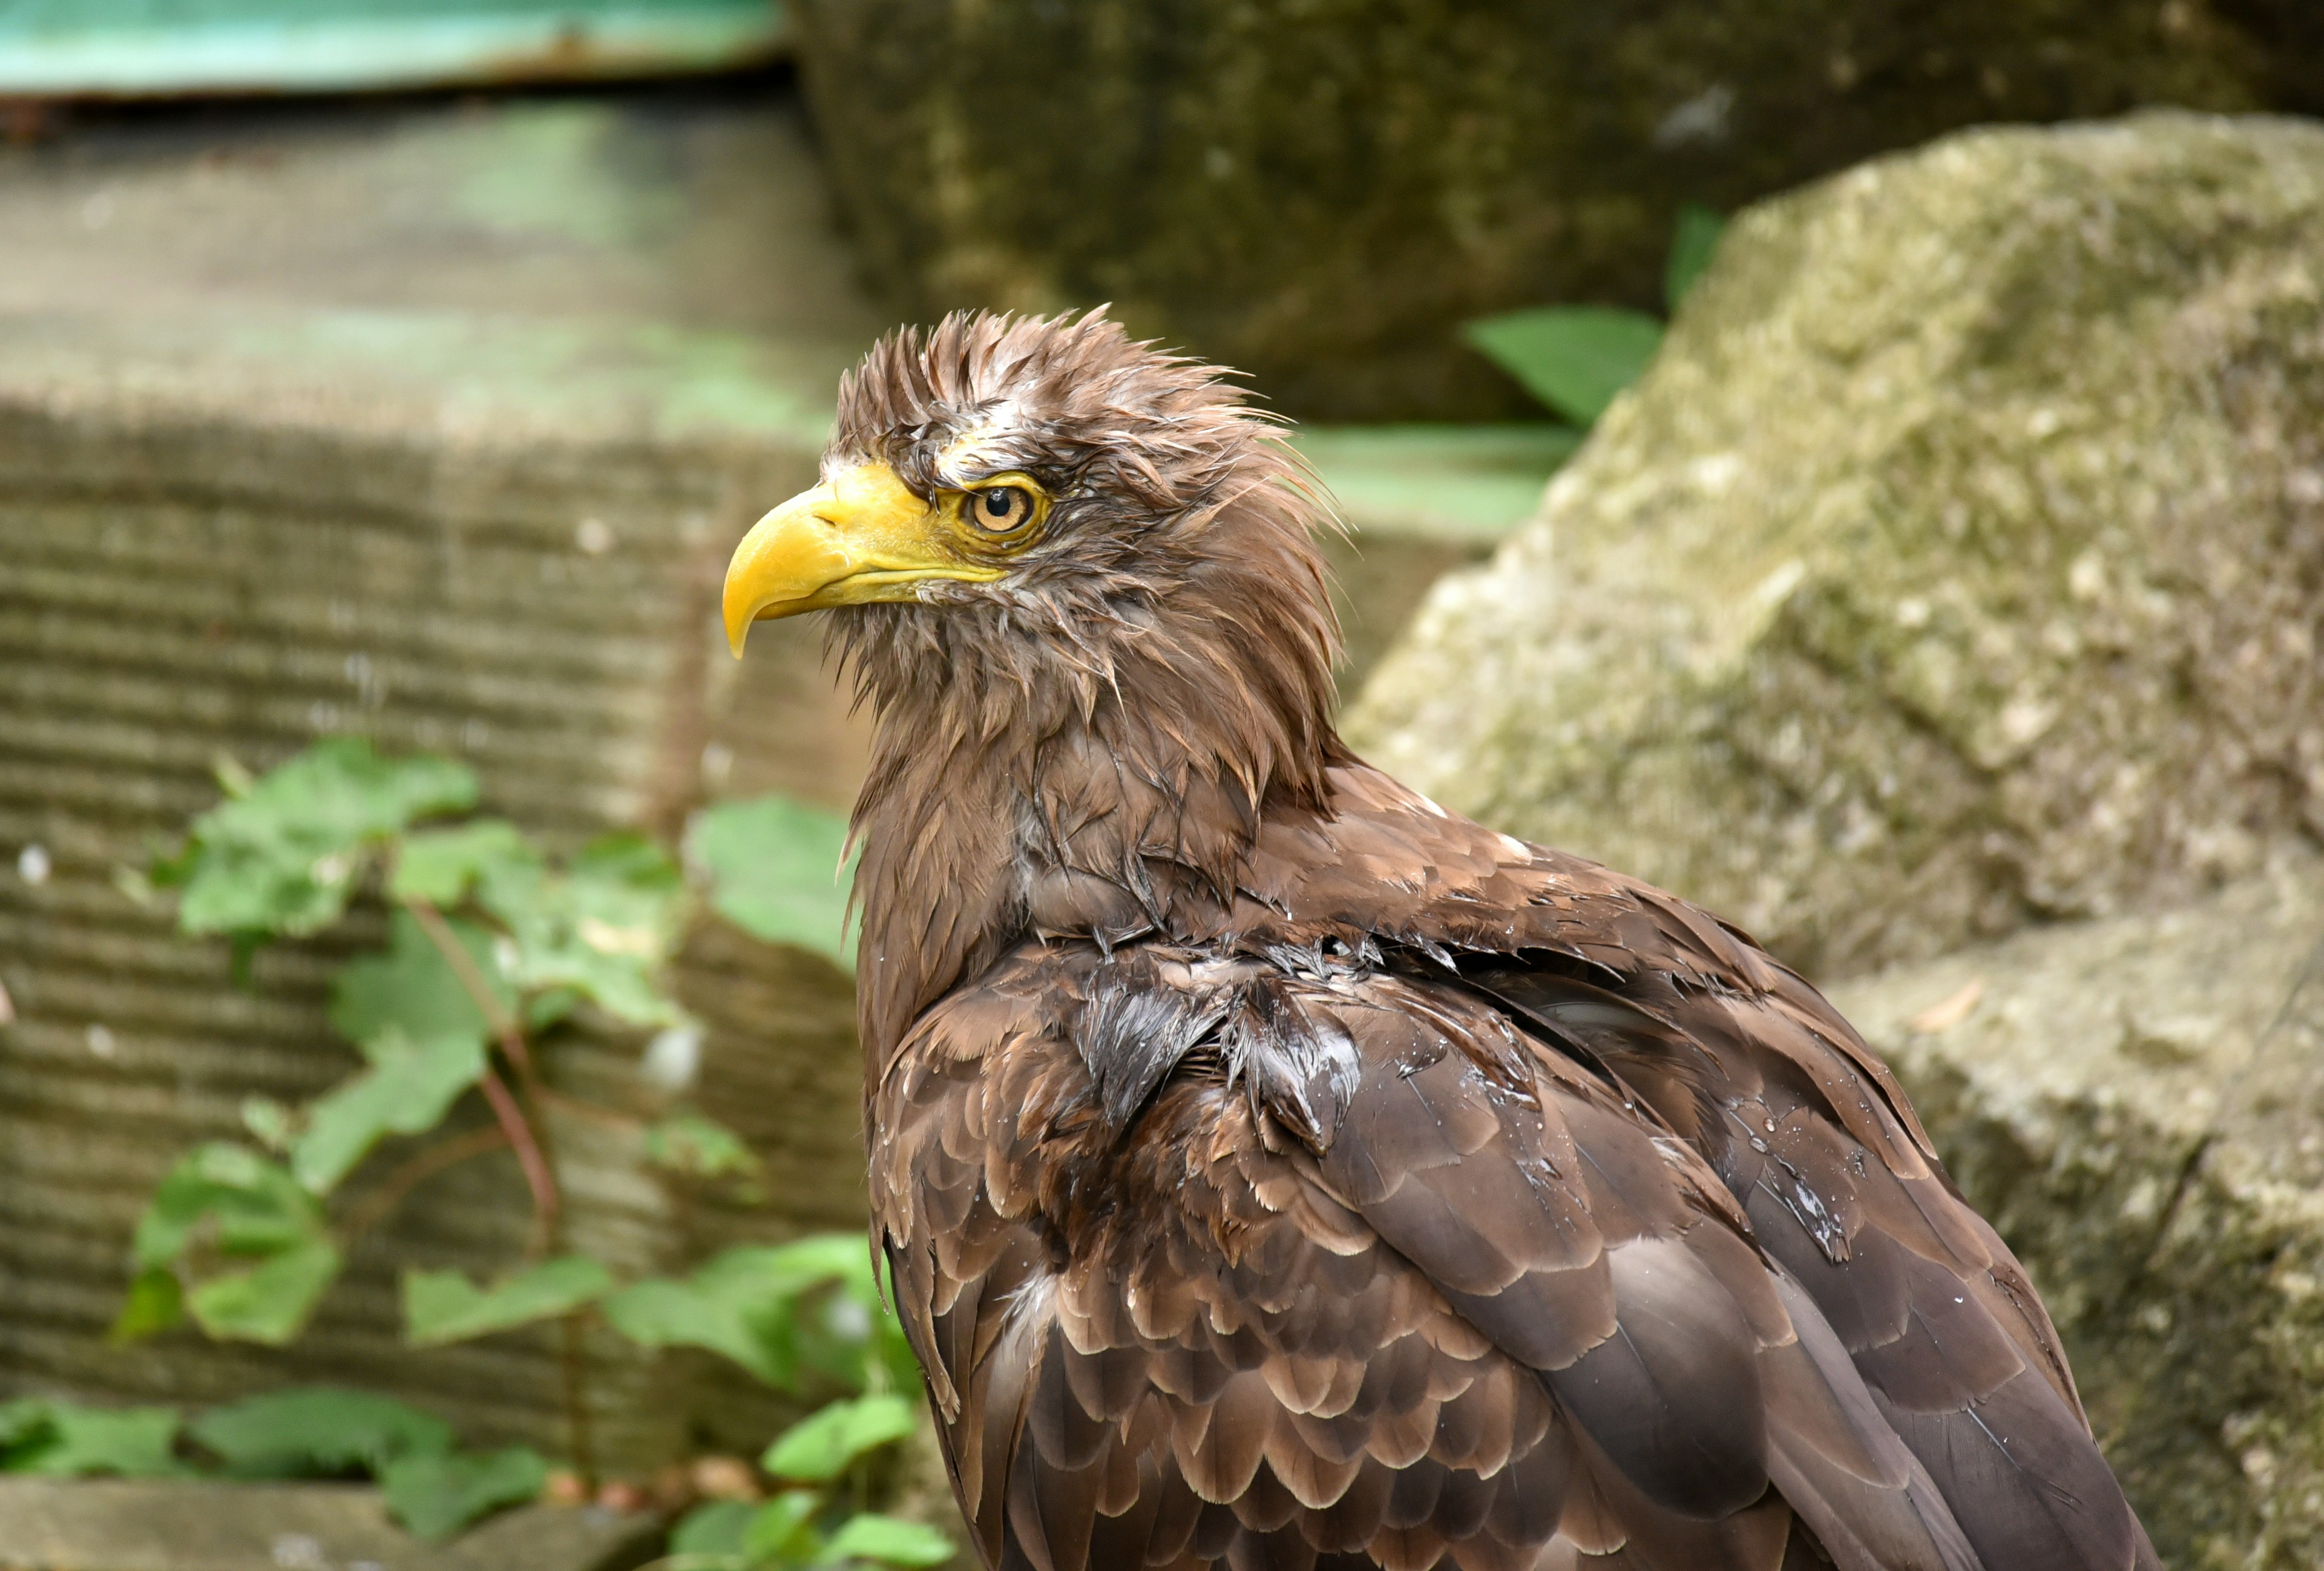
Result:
[720, 311, 2158, 1571]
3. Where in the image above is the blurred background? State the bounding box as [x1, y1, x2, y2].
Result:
[6, 3, 2324, 1568]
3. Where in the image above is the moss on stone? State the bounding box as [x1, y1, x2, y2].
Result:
[791, 2, 2301, 420]
[1351, 113, 2324, 980]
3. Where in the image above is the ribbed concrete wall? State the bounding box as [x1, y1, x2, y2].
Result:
[0, 324, 873, 1472]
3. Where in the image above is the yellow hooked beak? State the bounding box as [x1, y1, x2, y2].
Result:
[721, 462, 1006, 655]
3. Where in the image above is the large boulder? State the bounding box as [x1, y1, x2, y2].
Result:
[1827, 849, 2324, 1570]
[1351, 111, 2324, 981]
[790, 2, 2314, 420]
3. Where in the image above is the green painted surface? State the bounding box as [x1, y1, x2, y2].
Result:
[1292, 425, 1576, 543]
[0, 0, 786, 94]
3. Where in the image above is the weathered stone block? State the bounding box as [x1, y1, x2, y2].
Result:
[0, 90, 891, 1473]
[0, 1475, 658, 1571]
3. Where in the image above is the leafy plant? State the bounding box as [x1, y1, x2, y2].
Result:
[0, 1398, 186, 1478]
[1465, 202, 1726, 427]
[0, 1389, 543, 1543]
[96, 738, 944, 1560]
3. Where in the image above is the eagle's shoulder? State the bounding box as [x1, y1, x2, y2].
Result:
[871, 930, 1984, 1571]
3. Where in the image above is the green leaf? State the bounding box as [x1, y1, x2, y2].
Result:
[600, 1276, 783, 1386]
[1462, 306, 1666, 426]
[110, 1267, 185, 1342]
[190, 1386, 454, 1479]
[746, 1491, 825, 1563]
[1664, 202, 1726, 314]
[643, 1112, 761, 1181]
[131, 1143, 324, 1271]
[292, 1027, 488, 1194]
[669, 1497, 758, 1556]
[329, 909, 509, 1050]
[484, 831, 691, 1029]
[5, 1402, 184, 1478]
[123, 1144, 339, 1345]
[379, 1445, 548, 1541]
[188, 1240, 343, 1345]
[763, 1395, 919, 1483]
[168, 739, 476, 939]
[688, 795, 856, 967]
[389, 819, 539, 907]
[816, 1514, 954, 1568]
[403, 1256, 612, 1346]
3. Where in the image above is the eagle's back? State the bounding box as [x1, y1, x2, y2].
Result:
[867, 762, 2156, 1571]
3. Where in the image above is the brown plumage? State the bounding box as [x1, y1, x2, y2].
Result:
[727, 310, 2161, 1571]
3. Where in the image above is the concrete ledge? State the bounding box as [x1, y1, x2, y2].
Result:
[0, 1476, 658, 1571]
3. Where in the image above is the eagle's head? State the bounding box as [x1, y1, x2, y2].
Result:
[723, 310, 1339, 767]
[725, 311, 1348, 1044]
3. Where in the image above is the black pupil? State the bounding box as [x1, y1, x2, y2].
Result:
[979, 489, 1021, 526]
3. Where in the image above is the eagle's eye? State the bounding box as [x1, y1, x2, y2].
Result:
[967, 486, 1034, 534]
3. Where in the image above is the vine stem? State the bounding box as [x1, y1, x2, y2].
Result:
[477, 1068, 560, 1254]
[336, 1124, 509, 1242]
[400, 892, 597, 1489]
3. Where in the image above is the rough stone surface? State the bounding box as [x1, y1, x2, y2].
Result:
[1353, 112, 2324, 981]
[0, 93, 883, 1475]
[791, 1, 2316, 420]
[0, 1475, 658, 1571]
[1827, 849, 2324, 1570]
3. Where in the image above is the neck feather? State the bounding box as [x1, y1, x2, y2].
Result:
[841, 536, 1342, 1064]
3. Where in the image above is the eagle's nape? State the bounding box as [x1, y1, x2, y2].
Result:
[721, 309, 2160, 1571]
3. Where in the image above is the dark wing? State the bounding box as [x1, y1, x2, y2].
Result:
[872, 943, 1981, 1571]
[1237, 762, 2160, 1571]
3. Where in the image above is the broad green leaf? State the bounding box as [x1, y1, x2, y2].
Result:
[816, 1514, 954, 1568]
[329, 909, 509, 1050]
[598, 1236, 858, 1386]
[669, 1497, 758, 1556]
[110, 1267, 185, 1342]
[643, 1112, 760, 1181]
[292, 1027, 488, 1194]
[687, 795, 856, 967]
[600, 1276, 783, 1386]
[403, 1256, 612, 1346]
[166, 739, 476, 938]
[5, 1402, 184, 1478]
[689, 1236, 919, 1397]
[1462, 306, 1666, 426]
[191, 1386, 454, 1478]
[485, 831, 691, 1029]
[379, 1445, 548, 1541]
[390, 819, 539, 907]
[131, 1143, 324, 1271]
[763, 1394, 919, 1483]
[188, 1240, 342, 1344]
[1664, 202, 1725, 314]
[746, 1491, 824, 1563]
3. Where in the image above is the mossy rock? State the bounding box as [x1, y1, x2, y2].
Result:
[1351, 112, 2324, 980]
[789, 1, 2306, 420]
